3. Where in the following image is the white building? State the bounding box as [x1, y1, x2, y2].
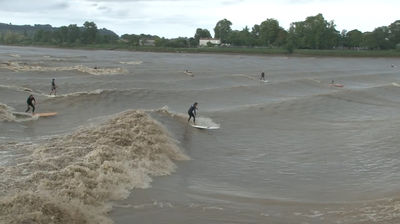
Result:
[199, 38, 221, 47]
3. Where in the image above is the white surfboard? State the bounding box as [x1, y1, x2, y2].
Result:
[191, 124, 220, 130]
[42, 94, 56, 98]
[392, 82, 400, 87]
[12, 112, 33, 118]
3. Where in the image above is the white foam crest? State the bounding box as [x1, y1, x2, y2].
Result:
[0, 61, 127, 75]
[43, 89, 107, 99]
[196, 116, 220, 128]
[0, 110, 188, 223]
[9, 54, 20, 58]
[321, 198, 400, 223]
[154, 105, 189, 122]
[0, 103, 16, 122]
[120, 61, 143, 65]
[154, 105, 220, 127]
[0, 84, 33, 93]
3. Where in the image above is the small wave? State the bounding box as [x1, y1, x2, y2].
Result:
[0, 61, 127, 75]
[0, 84, 33, 93]
[155, 106, 220, 128]
[44, 89, 106, 98]
[0, 103, 40, 122]
[0, 103, 16, 122]
[9, 54, 20, 58]
[120, 61, 143, 65]
[0, 110, 188, 224]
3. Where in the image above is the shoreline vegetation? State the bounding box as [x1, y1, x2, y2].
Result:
[3, 43, 400, 58]
[1, 13, 399, 57]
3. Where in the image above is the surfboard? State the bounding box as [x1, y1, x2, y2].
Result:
[35, 112, 57, 117]
[261, 80, 269, 83]
[191, 124, 220, 130]
[184, 71, 194, 77]
[329, 84, 344, 87]
[392, 82, 400, 87]
[12, 112, 33, 118]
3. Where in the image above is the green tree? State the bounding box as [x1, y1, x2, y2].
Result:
[275, 28, 288, 46]
[228, 27, 252, 46]
[194, 28, 212, 45]
[250, 24, 261, 46]
[389, 20, 400, 48]
[59, 26, 68, 43]
[82, 21, 97, 44]
[344, 29, 363, 48]
[67, 24, 80, 43]
[33, 29, 52, 43]
[366, 26, 392, 49]
[259, 19, 280, 46]
[155, 37, 189, 48]
[289, 13, 339, 49]
[188, 37, 197, 47]
[214, 19, 232, 43]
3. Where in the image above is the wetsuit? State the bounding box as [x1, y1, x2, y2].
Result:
[25, 96, 35, 113]
[261, 72, 265, 80]
[188, 104, 197, 123]
[51, 80, 56, 91]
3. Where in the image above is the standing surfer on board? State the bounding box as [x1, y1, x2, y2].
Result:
[49, 78, 57, 95]
[25, 94, 36, 114]
[188, 102, 198, 124]
[260, 72, 265, 81]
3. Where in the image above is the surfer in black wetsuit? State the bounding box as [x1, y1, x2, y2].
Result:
[25, 94, 36, 114]
[188, 102, 198, 124]
[50, 78, 56, 95]
[260, 72, 265, 81]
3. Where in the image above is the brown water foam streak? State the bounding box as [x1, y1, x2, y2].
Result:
[0, 110, 188, 224]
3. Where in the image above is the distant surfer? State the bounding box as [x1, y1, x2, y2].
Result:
[50, 78, 56, 95]
[260, 72, 265, 81]
[25, 94, 36, 114]
[184, 69, 193, 76]
[188, 102, 198, 124]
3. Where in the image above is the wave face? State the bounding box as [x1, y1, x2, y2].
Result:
[0, 110, 188, 224]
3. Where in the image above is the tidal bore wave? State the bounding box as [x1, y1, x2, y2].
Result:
[0, 110, 188, 224]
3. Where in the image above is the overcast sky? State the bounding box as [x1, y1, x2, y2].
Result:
[0, 0, 399, 38]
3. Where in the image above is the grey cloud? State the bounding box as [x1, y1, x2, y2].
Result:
[50, 2, 69, 9]
[0, 0, 69, 12]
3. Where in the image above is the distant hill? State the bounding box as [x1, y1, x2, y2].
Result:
[0, 22, 119, 37]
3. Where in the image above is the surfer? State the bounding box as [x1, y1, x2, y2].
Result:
[25, 94, 36, 114]
[50, 78, 56, 95]
[184, 69, 193, 76]
[260, 72, 265, 81]
[188, 102, 198, 124]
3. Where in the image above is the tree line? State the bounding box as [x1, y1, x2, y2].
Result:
[0, 21, 118, 45]
[196, 14, 400, 51]
[0, 14, 399, 52]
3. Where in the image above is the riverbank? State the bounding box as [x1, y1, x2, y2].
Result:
[2, 43, 400, 57]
